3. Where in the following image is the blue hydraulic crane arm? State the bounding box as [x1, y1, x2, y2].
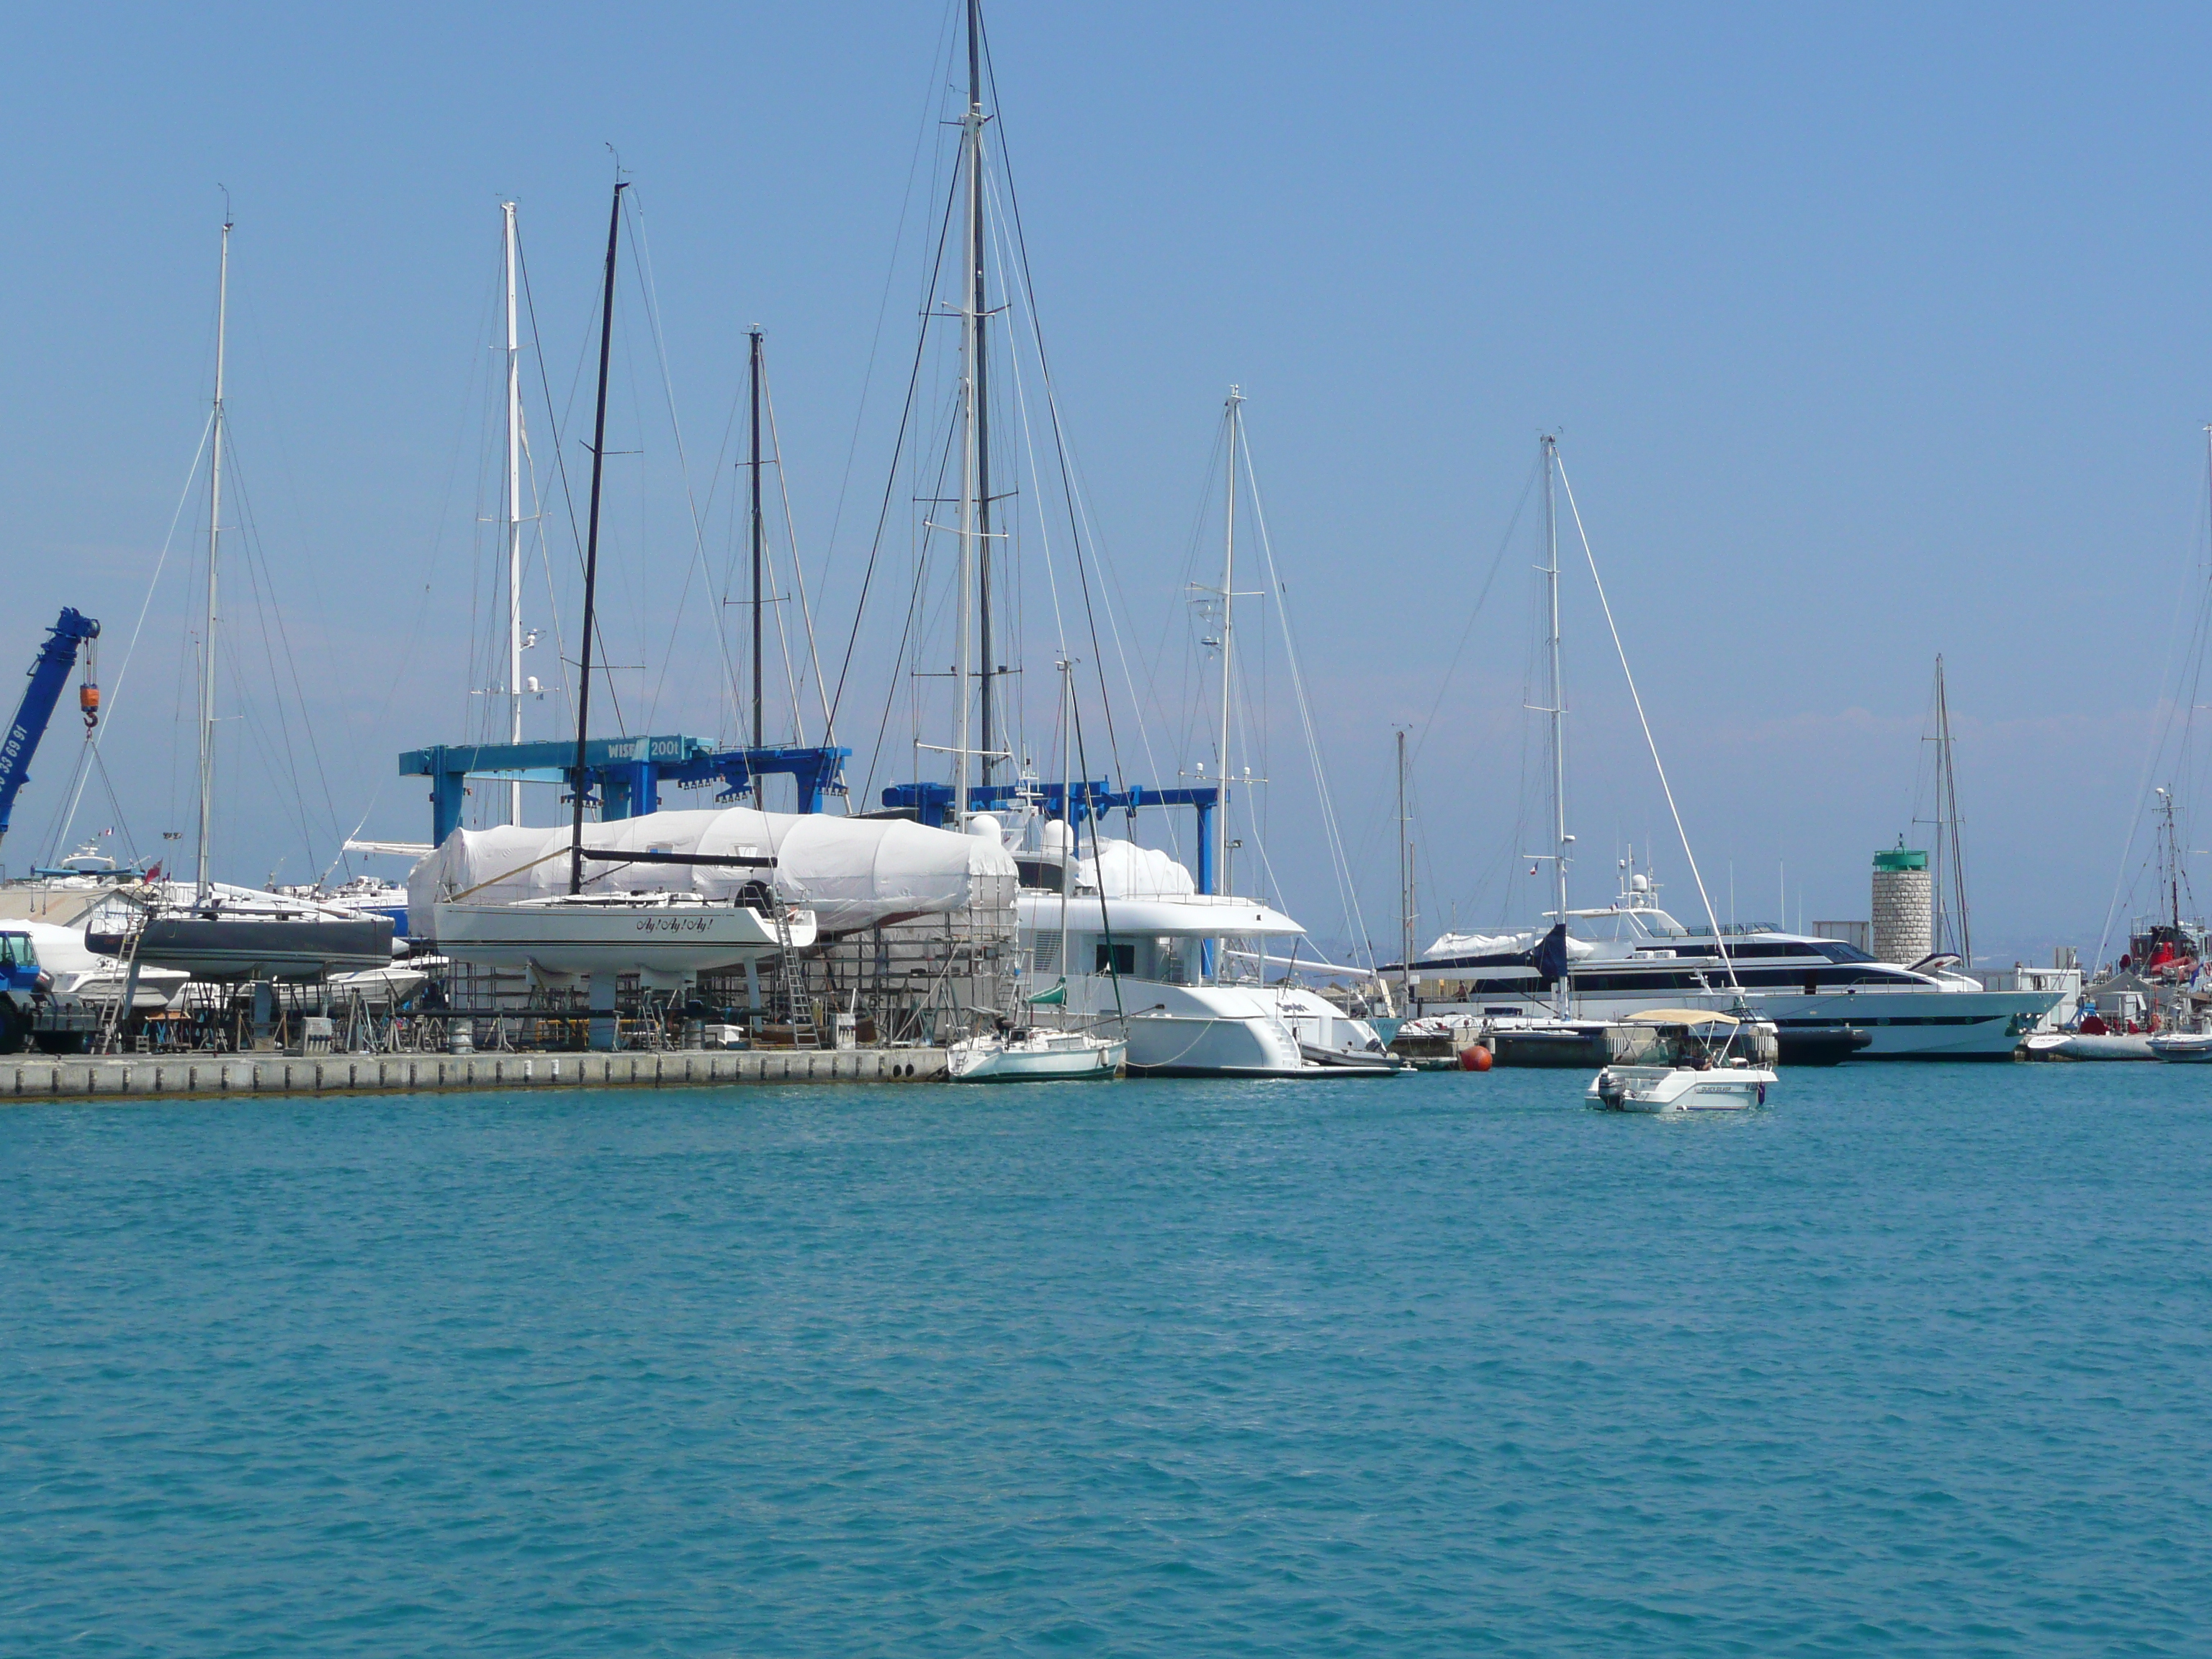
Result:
[0, 607, 100, 849]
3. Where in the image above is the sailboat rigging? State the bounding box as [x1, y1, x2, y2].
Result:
[1394, 435, 2056, 1060]
[426, 177, 817, 1035]
[90, 212, 395, 984]
[1917, 654, 1972, 966]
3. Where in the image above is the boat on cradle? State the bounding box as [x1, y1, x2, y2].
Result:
[411, 807, 1006, 984]
[283, 874, 411, 938]
[429, 889, 811, 983]
[86, 881, 395, 983]
[86, 222, 400, 990]
[946, 1025, 1125, 1081]
[412, 183, 831, 1010]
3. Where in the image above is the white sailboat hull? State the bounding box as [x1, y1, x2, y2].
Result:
[946, 1031, 1126, 1081]
[430, 899, 811, 981]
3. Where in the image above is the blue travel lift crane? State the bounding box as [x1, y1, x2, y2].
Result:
[0, 606, 100, 857]
[0, 607, 99, 1054]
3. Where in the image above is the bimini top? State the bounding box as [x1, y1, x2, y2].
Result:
[1620, 1007, 1741, 1026]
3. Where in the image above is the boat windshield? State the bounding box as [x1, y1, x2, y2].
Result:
[1570, 905, 1688, 942]
[1814, 940, 1878, 964]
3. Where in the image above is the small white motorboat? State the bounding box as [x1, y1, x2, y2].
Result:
[1587, 1010, 1775, 1112]
[946, 1027, 1127, 1082]
[2149, 1030, 2212, 1063]
[1588, 1059, 1774, 1112]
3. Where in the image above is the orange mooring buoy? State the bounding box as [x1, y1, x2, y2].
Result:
[1460, 1043, 1493, 1072]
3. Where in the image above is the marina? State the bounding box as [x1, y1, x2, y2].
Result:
[0, 7, 2195, 1097]
[14, 4, 2212, 1655]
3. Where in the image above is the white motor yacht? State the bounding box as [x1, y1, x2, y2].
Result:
[1399, 869, 2059, 1061]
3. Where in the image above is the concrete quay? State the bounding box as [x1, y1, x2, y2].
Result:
[1, 1046, 948, 1103]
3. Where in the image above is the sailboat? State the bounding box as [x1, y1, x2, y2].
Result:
[1390, 436, 2054, 1061]
[1007, 391, 1399, 1077]
[948, 665, 1125, 1081]
[426, 184, 814, 1025]
[94, 213, 395, 984]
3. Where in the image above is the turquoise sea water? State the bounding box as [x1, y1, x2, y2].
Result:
[5, 1066, 2208, 1655]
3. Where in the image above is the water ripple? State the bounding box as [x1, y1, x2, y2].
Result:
[4, 1066, 2208, 1653]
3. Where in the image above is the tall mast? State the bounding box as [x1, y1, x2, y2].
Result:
[953, 11, 986, 828]
[1926, 653, 1972, 966]
[969, 0, 997, 791]
[1218, 387, 1243, 899]
[1058, 657, 1073, 997]
[1398, 727, 1414, 1014]
[195, 213, 232, 903]
[2171, 793, 2182, 934]
[569, 180, 626, 895]
[1541, 433, 1569, 1015]
[748, 327, 765, 768]
[503, 201, 525, 825]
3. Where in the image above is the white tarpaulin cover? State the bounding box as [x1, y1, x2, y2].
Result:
[409, 809, 1016, 938]
[1420, 927, 1598, 961]
[1077, 837, 1199, 899]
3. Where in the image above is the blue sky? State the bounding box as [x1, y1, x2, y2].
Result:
[4, 3, 2210, 962]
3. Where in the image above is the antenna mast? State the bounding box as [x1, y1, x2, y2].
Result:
[195, 212, 232, 904]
